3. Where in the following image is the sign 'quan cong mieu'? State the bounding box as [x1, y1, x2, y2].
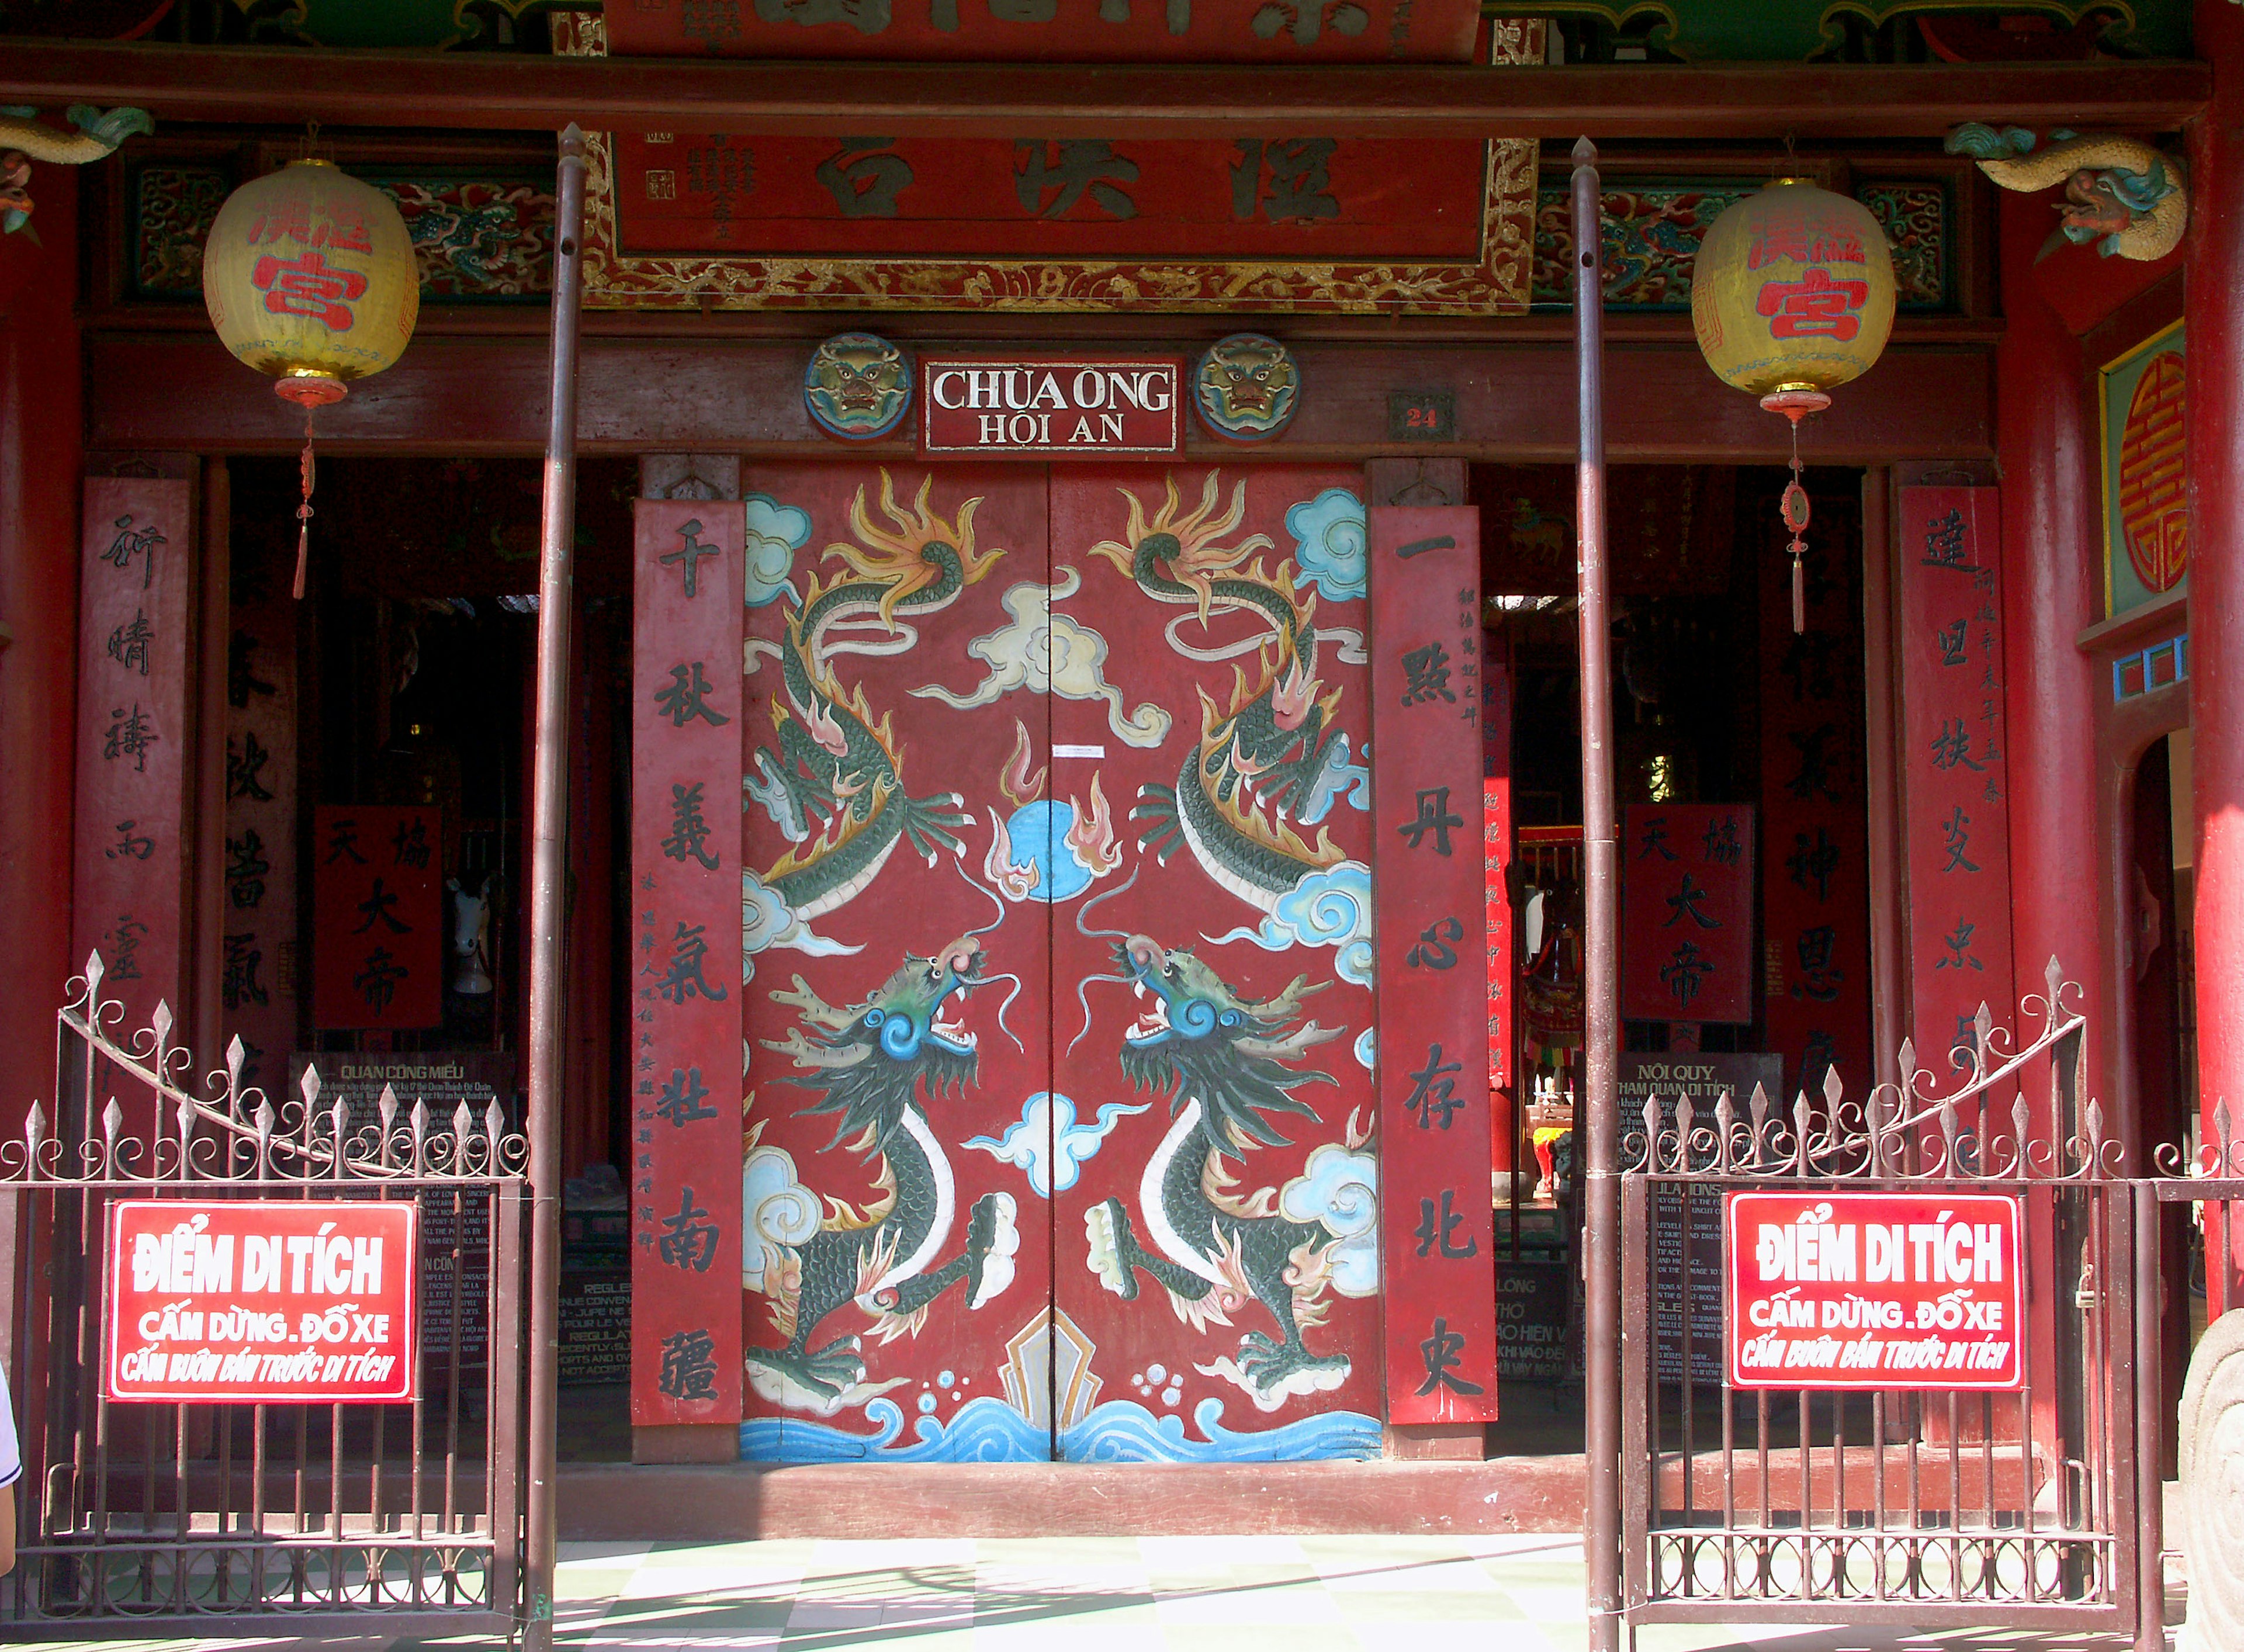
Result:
[104, 1200, 418, 1404]
[1726, 1190, 2023, 1392]
[920, 357, 1183, 457]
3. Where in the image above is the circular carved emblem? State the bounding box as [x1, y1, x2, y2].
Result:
[2117, 348, 2187, 594]
[1193, 333, 1300, 442]
[2180, 1307, 2244, 1648]
[804, 333, 912, 442]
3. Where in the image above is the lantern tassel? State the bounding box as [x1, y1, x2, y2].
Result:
[1780, 430, 1812, 637]
[293, 405, 316, 601]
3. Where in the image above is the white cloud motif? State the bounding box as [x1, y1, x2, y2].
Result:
[742, 868, 861, 985]
[742, 1142, 822, 1292]
[1353, 1027, 1375, 1071]
[1204, 861, 1374, 988]
[965, 1091, 1148, 1198]
[1286, 489, 1367, 603]
[743, 493, 812, 609]
[1279, 1142, 1380, 1297]
[910, 568, 1169, 747]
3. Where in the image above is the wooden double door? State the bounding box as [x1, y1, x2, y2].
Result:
[729, 461, 1386, 1462]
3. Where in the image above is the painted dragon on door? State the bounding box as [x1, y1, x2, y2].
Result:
[1087, 472, 1361, 913]
[744, 472, 1000, 943]
[1082, 922, 1376, 1409]
[743, 922, 1023, 1413]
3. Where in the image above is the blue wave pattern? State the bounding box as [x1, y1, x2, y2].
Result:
[739, 1396, 1379, 1464]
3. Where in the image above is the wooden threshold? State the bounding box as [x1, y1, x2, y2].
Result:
[555, 1455, 1589, 1540]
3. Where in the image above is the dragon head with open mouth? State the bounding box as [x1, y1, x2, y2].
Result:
[1111, 933, 1338, 1159]
[767, 932, 998, 1157]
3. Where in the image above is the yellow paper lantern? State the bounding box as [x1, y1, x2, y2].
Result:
[202, 158, 419, 594]
[1690, 178, 1896, 629]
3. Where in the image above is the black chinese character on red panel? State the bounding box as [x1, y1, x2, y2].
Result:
[109, 819, 157, 864]
[1230, 138, 1339, 223]
[662, 518, 723, 599]
[1413, 1192, 1477, 1259]
[657, 1328, 719, 1400]
[228, 732, 275, 802]
[1403, 1042, 1464, 1130]
[662, 781, 722, 871]
[1014, 140, 1137, 220]
[355, 946, 409, 1011]
[1398, 641, 1457, 708]
[101, 512, 165, 591]
[1406, 917, 1462, 970]
[817, 138, 913, 218]
[655, 1066, 718, 1128]
[107, 609, 153, 677]
[654, 662, 730, 729]
[658, 1186, 721, 1272]
[1415, 1316, 1485, 1398]
[102, 705, 158, 773]
[650, 921, 728, 1004]
[1397, 787, 1463, 856]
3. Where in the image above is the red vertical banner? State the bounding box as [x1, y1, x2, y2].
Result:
[1620, 803, 1757, 1026]
[74, 479, 193, 1031]
[310, 805, 443, 1030]
[1370, 505, 1498, 1424]
[1897, 486, 2014, 1069]
[1758, 503, 1874, 1102]
[223, 545, 299, 1092]
[1483, 642, 1515, 1170]
[630, 500, 745, 1428]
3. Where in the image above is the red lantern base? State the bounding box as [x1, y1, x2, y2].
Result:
[1759, 387, 1833, 424]
[274, 371, 347, 411]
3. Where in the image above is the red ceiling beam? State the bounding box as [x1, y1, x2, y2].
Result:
[0, 40, 2208, 141]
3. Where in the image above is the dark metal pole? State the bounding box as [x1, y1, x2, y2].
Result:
[522, 121, 587, 1652]
[1571, 134, 1625, 1652]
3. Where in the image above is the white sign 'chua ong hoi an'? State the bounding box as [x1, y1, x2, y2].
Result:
[920, 358, 1183, 456]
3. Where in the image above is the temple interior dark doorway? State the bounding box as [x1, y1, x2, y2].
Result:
[1479, 463, 1874, 1460]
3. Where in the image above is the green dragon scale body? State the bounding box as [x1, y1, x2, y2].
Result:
[1085, 933, 1361, 1406]
[749, 934, 1018, 1404]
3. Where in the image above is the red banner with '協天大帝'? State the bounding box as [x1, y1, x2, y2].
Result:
[1370, 505, 1497, 1424]
[1619, 802, 1756, 1027]
[311, 805, 442, 1031]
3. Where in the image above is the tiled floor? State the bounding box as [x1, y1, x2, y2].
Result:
[0, 1536, 2181, 1652]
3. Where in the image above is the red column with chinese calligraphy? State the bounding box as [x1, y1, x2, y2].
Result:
[630, 500, 745, 1429]
[74, 478, 192, 1032]
[1896, 487, 2015, 1072]
[1484, 637, 1515, 1172]
[221, 541, 298, 1093]
[1369, 506, 1497, 1424]
[1758, 502, 1875, 1103]
[1619, 804, 1755, 1027]
[310, 805, 442, 1030]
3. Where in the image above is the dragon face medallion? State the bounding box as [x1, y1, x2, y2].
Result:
[1192, 333, 1301, 442]
[804, 333, 913, 442]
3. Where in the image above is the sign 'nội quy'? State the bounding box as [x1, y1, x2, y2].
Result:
[920, 358, 1182, 456]
[104, 1200, 417, 1403]
[1726, 1190, 2023, 1391]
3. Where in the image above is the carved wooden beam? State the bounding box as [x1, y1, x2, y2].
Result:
[0, 40, 2209, 141]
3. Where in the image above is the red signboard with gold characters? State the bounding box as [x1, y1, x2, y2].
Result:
[560, 17, 1537, 317]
